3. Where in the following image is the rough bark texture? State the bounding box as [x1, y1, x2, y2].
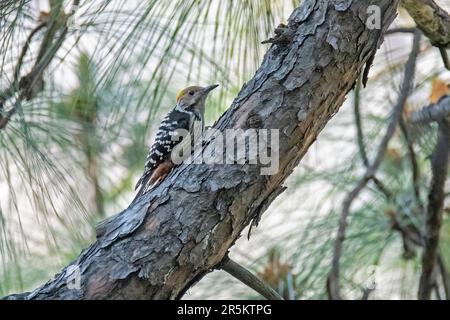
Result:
[402, 0, 450, 47]
[5, 0, 399, 300]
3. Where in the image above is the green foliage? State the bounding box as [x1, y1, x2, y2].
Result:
[0, 0, 296, 297]
[1, 0, 449, 300]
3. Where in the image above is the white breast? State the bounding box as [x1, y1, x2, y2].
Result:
[172, 118, 203, 162]
[192, 119, 203, 145]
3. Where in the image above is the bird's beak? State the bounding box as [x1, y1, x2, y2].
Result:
[202, 84, 219, 95]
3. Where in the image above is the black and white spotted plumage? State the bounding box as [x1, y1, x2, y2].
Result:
[133, 84, 218, 201]
[134, 105, 202, 195]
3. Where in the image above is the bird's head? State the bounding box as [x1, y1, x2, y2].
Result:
[176, 84, 219, 113]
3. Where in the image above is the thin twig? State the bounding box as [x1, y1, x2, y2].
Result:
[353, 77, 392, 199]
[399, 118, 422, 208]
[220, 257, 284, 300]
[0, 0, 80, 130]
[438, 255, 450, 300]
[389, 210, 423, 246]
[410, 96, 450, 124]
[13, 23, 47, 85]
[388, 207, 449, 299]
[434, 285, 442, 300]
[418, 120, 450, 300]
[0, 23, 46, 110]
[361, 286, 375, 300]
[327, 31, 421, 300]
[385, 27, 417, 35]
[386, 27, 450, 70]
[439, 47, 450, 71]
[388, 207, 450, 299]
[354, 78, 368, 167]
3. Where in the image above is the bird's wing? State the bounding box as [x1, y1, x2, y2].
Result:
[134, 109, 190, 192]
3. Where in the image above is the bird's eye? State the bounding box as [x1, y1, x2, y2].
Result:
[188, 91, 194, 96]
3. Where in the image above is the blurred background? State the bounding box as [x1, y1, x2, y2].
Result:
[0, 0, 449, 299]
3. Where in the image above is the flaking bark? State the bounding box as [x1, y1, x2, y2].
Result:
[5, 0, 399, 300]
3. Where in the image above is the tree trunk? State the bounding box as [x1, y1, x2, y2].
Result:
[5, 0, 399, 300]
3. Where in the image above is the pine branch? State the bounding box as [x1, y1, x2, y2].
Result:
[418, 120, 449, 299]
[399, 118, 422, 208]
[409, 96, 450, 124]
[438, 256, 450, 300]
[0, 0, 80, 130]
[2, 0, 400, 300]
[327, 31, 421, 300]
[220, 257, 284, 300]
[353, 77, 392, 199]
[439, 47, 450, 71]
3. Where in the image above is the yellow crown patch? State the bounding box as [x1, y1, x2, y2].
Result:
[176, 88, 187, 103]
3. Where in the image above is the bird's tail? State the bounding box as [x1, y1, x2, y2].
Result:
[132, 173, 151, 204]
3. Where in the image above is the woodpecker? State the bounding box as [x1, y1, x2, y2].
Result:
[134, 84, 219, 199]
